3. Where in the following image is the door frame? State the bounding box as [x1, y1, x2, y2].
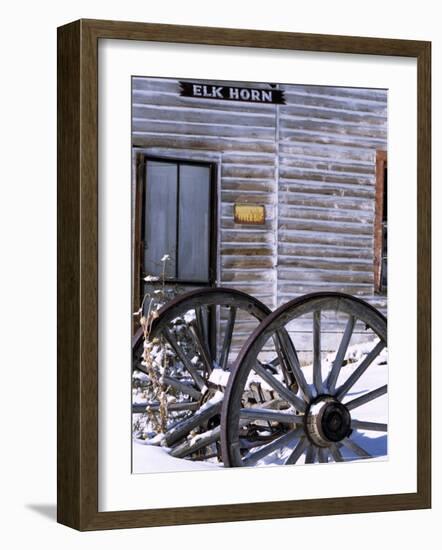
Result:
[132, 152, 219, 324]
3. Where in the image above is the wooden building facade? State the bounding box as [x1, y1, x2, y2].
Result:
[132, 77, 388, 358]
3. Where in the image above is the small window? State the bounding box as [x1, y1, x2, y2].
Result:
[374, 150, 387, 294]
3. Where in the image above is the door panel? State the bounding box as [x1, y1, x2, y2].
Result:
[143, 161, 177, 279]
[178, 164, 211, 281]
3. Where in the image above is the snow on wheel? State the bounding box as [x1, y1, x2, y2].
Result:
[132, 287, 272, 462]
[221, 292, 388, 467]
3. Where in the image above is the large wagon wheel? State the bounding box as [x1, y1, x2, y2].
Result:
[132, 287, 273, 462]
[221, 292, 388, 467]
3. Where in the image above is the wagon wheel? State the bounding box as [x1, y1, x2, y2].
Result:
[221, 292, 388, 467]
[132, 287, 273, 462]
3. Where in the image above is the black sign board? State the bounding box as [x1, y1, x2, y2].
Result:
[179, 81, 285, 105]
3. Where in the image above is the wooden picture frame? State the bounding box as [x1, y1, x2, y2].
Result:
[57, 19, 431, 531]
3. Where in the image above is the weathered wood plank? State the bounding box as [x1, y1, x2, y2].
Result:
[279, 181, 375, 199]
[279, 166, 374, 185]
[221, 191, 276, 204]
[222, 219, 274, 232]
[280, 117, 387, 140]
[221, 245, 274, 256]
[277, 282, 373, 296]
[278, 204, 373, 223]
[278, 230, 372, 247]
[279, 143, 377, 162]
[221, 232, 275, 244]
[222, 165, 275, 178]
[281, 84, 387, 102]
[133, 120, 275, 140]
[221, 152, 275, 164]
[278, 192, 375, 211]
[221, 271, 274, 283]
[280, 90, 387, 113]
[279, 218, 374, 235]
[279, 106, 386, 126]
[133, 105, 275, 127]
[133, 134, 276, 153]
[278, 257, 372, 272]
[221, 256, 275, 269]
[278, 243, 372, 260]
[221, 180, 275, 193]
[280, 156, 376, 176]
[279, 131, 387, 150]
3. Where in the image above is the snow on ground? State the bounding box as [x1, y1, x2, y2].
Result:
[133, 339, 388, 473]
[133, 440, 221, 474]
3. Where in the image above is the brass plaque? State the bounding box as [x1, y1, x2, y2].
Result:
[234, 203, 265, 225]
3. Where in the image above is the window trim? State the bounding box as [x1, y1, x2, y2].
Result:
[132, 153, 144, 325]
[132, 154, 218, 319]
[373, 149, 387, 294]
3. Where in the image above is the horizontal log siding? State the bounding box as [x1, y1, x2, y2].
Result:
[277, 84, 387, 321]
[132, 78, 387, 358]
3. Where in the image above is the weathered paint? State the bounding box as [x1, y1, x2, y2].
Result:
[132, 77, 387, 355]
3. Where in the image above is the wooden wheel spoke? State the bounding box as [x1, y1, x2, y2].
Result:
[164, 399, 223, 447]
[243, 428, 303, 467]
[162, 376, 201, 400]
[329, 444, 344, 462]
[318, 447, 329, 463]
[345, 385, 387, 410]
[240, 408, 304, 424]
[219, 306, 236, 371]
[239, 439, 265, 450]
[132, 401, 199, 414]
[326, 315, 355, 392]
[305, 443, 317, 464]
[272, 335, 294, 388]
[268, 355, 281, 368]
[341, 437, 372, 459]
[162, 326, 206, 390]
[313, 310, 323, 394]
[285, 437, 309, 465]
[275, 331, 312, 401]
[351, 420, 388, 432]
[189, 319, 213, 377]
[195, 306, 209, 349]
[252, 362, 306, 412]
[169, 425, 221, 459]
[336, 340, 386, 400]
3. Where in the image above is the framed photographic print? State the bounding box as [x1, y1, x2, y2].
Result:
[57, 19, 431, 530]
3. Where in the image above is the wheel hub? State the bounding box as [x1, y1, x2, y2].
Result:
[305, 396, 351, 447]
